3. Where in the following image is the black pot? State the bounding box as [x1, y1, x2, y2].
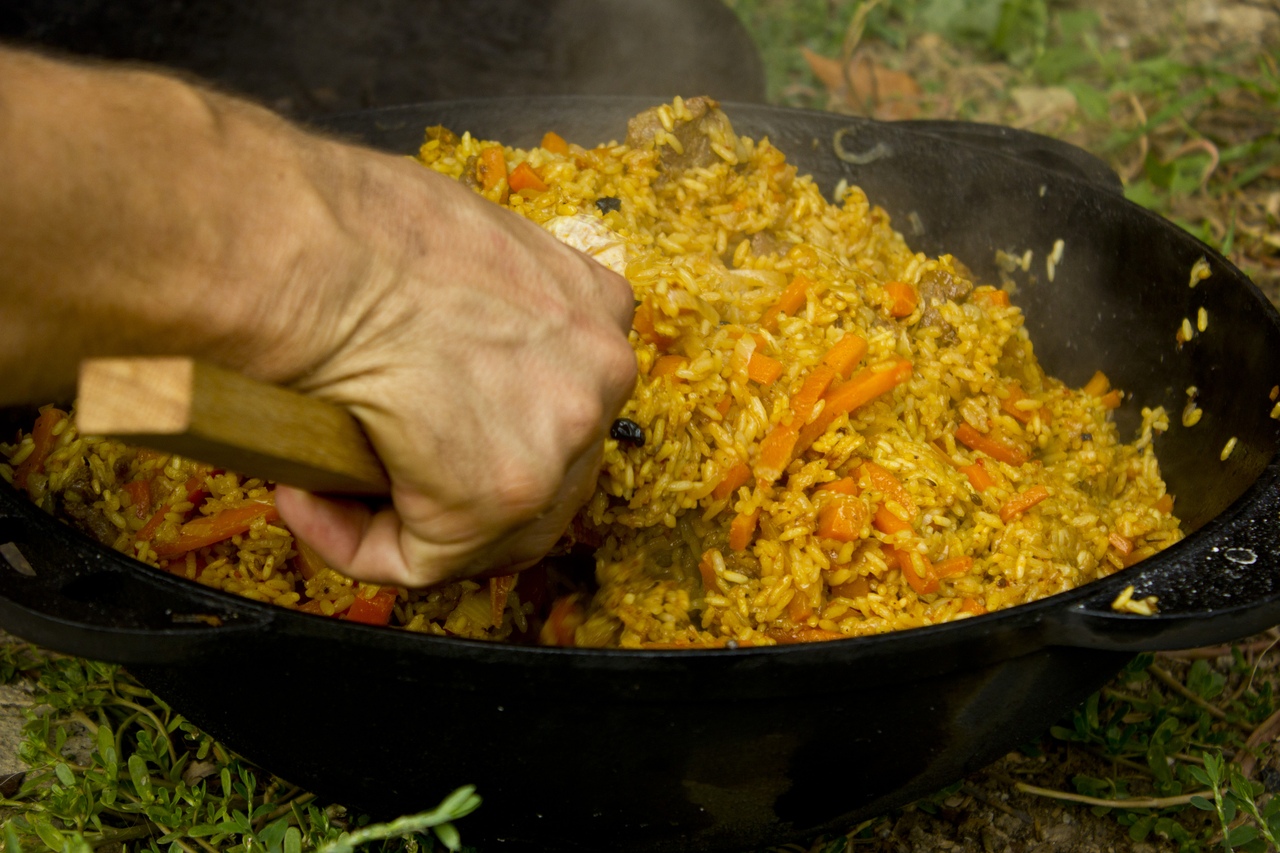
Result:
[2, 98, 1279, 853]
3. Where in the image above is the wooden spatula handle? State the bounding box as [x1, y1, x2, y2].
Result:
[76, 357, 390, 495]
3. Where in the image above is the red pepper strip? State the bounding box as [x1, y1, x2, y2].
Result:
[14, 407, 67, 493]
[153, 501, 280, 559]
[344, 588, 397, 626]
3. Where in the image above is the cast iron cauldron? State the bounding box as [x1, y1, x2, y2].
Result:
[2, 98, 1279, 853]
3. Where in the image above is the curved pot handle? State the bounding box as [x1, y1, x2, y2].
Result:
[1044, 464, 1280, 651]
[0, 498, 273, 665]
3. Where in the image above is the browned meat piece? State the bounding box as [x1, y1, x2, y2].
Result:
[625, 96, 734, 177]
[917, 268, 974, 345]
[56, 467, 119, 545]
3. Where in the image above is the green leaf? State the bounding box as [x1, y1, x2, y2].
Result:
[32, 819, 65, 851]
[128, 755, 153, 804]
[433, 822, 461, 852]
[283, 827, 302, 853]
[53, 764, 74, 788]
[1190, 794, 1215, 810]
[5, 821, 24, 853]
[1227, 825, 1259, 847]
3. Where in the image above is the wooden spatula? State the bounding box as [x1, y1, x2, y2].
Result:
[76, 357, 390, 495]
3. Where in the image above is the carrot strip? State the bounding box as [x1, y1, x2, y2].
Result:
[508, 161, 548, 192]
[713, 460, 751, 501]
[540, 130, 570, 155]
[873, 505, 912, 536]
[816, 496, 867, 542]
[13, 406, 66, 492]
[489, 574, 519, 626]
[788, 365, 837, 423]
[633, 299, 675, 348]
[651, 354, 689, 379]
[959, 459, 995, 493]
[817, 477, 858, 495]
[1000, 485, 1051, 522]
[759, 274, 810, 331]
[797, 360, 913, 453]
[831, 576, 870, 599]
[122, 480, 151, 520]
[344, 587, 398, 626]
[821, 334, 869, 379]
[293, 538, 328, 580]
[972, 288, 1010, 308]
[747, 351, 784, 386]
[754, 425, 798, 484]
[934, 556, 973, 578]
[1099, 389, 1123, 409]
[540, 595, 584, 646]
[715, 396, 733, 416]
[884, 281, 918, 317]
[698, 549, 720, 592]
[886, 546, 937, 594]
[1108, 532, 1134, 555]
[1001, 383, 1049, 425]
[955, 423, 1029, 467]
[153, 501, 280, 559]
[960, 597, 987, 616]
[786, 589, 813, 622]
[1082, 370, 1111, 397]
[476, 146, 507, 191]
[728, 510, 760, 551]
[863, 461, 917, 520]
[1154, 494, 1175, 514]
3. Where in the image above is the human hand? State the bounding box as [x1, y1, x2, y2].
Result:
[272, 149, 637, 587]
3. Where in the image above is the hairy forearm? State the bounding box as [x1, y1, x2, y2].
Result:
[0, 47, 373, 404]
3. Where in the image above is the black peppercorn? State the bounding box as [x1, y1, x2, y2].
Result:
[610, 418, 645, 447]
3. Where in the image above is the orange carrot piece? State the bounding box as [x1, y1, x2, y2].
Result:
[699, 549, 720, 591]
[1001, 383, 1049, 425]
[540, 595, 584, 646]
[476, 146, 507, 191]
[789, 365, 837, 423]
[728, 509, 760, 551]
[633, 299, 675, 349]
[713, 460, 751, 501]
[293, 538, 329, 580]
[787, 589, 813, 623]
[652, 354, 689, 379]
[817, 496, 867, 542]
[715, 395, 733, 416]
[343, 587, 398, 626]
[1099, 389, 1123, 409]
[1082, 370, 1111, 397]
[817, 477, 859, 495]
[747, 351, 784, 385]
[490, 574, 519, 627]
[934, 556, 973, 578]
[955, 423, 1029, 467]
[821, 334, 869, 379]
[755, 425, 798, 483]
[122, 480, 151, 520]
[960, 597, 987, 616]
[884, 281, 918, 317]
[887, 546, 938, 594]
[797, 360, 913, 452]
[1154, 494, 1175, 514]
[13, 406, 66, 492]
[760, 274, 810, 331]
[863, 461, 917, 520]
[831, 576, 870, 599]
[972, 288, 1010, 308]
[508, 161, 548, 192]
[959, 459, 995, 493]
[540, 130, 570, 155]
[873, 505, 912, 536]
[1000, 485, 1051, 522]
[1108, 532, 1134, 555]
[153, 501, 280, 559]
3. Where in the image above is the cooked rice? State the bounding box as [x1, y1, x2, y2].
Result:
[1, 97, 1184, 648]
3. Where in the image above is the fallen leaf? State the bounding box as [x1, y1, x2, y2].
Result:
[183, 759, 220, 786]
[802, 46, 924, 120]
[1010, 85, 1078, 129]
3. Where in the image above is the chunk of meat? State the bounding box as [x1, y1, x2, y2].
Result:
[625, 96, 737, 177]
[56, 466, 118, 545]
[917, 268, 974, 345]
[545, 214, 629, 276]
